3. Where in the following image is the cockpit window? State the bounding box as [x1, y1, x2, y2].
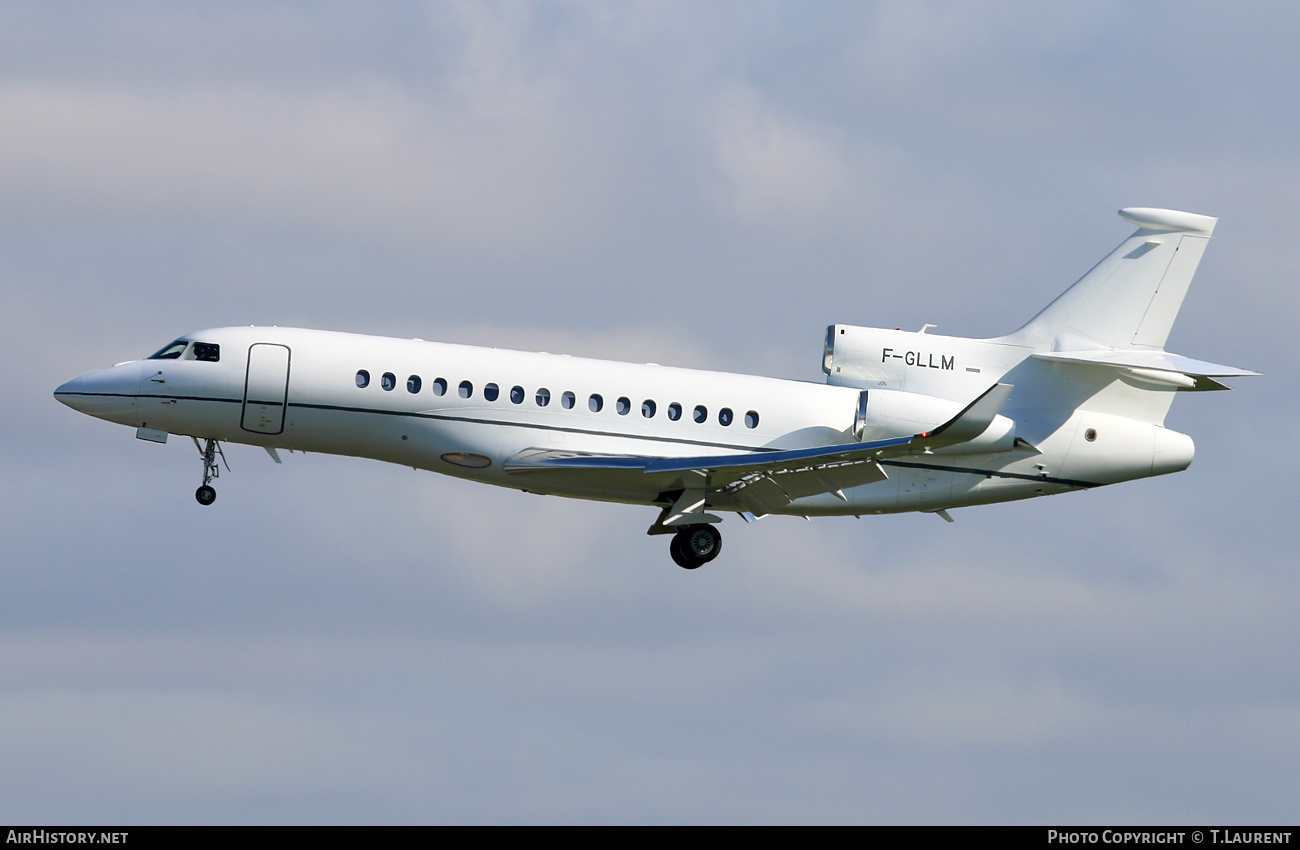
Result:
[148, 340, 188, 360]
[191, 342, 220, 362]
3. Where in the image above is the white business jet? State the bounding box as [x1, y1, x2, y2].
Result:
[55, 208, 1257, 568]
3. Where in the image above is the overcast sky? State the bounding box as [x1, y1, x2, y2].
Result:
[1, 1, 1294, 824]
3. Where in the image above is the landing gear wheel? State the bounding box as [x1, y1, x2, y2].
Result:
[670, 533, 699, 569]
[192, 437, 228, 506]
[669, 524, 722, 569]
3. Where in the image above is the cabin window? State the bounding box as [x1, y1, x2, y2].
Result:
[693, 405, 707, 424]
[192, 343, 220, 362]
[536, 388, 551, 407]
[148, 340, 188, 360]
[744, 410, 759, 429]
[642, 400, 656, 418]
[561, 391, 576, 409]
[589, 394, 603, 413]
[381, 372, 397, 391]
[356, 370, 370, 389]
[407, 375, 422, 394]
[667, 402, 682, 421]
[459, 380, 473, 398]
[510, 385, 525, 404]
[484, 383, 499, 401]
[616, 396, 631, 415]
[718, 408, 733, 426]
[432, 377, 447, 396]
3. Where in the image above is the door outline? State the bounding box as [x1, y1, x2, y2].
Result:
[241, 343, 291, 435]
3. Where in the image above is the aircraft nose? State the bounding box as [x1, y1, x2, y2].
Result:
[53, 376, 85, 408]
[54, 363, 141, 425]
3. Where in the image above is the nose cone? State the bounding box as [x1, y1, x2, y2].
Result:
[54, 375, 85, 408]
[54, 362, 141, 425]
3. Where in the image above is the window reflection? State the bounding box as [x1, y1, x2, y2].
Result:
[148, 340, 187, 360]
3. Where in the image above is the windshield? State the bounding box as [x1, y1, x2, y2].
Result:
[145, 340, 221, 361]
[147, 340, 188, 360]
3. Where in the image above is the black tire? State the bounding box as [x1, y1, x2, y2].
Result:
[195, 485, 217, 506]
[670, 533, 700, 569]
[683, 525, 722, 563]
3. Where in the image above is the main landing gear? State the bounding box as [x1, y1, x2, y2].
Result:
[192, 437, 228, 506]
[669, 525, 722, 570]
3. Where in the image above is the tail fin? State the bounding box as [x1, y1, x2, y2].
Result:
[1005, 208, 1217, 352]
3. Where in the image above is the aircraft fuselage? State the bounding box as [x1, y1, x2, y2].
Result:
[55, 325, 1188, 517]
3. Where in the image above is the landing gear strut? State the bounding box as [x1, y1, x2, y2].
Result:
[669, 524, 722, 570]
[192, 437, 228, 506]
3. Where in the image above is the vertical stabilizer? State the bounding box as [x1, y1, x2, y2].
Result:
[1005, 208, 1217, 352]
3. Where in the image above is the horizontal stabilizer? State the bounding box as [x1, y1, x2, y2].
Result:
[1033, 350, 1260, 391]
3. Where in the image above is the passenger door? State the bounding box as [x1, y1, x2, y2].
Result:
[241, 343, 291, 434]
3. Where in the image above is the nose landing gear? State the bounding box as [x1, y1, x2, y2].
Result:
[192, 437, 228, 506]
[669, 524, 722, 570]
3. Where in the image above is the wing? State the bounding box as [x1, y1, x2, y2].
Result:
[505, 384, 1012, 522]
[505, 433, 912, 519]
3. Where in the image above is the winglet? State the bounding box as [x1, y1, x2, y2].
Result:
[918, 383, 1013, 449]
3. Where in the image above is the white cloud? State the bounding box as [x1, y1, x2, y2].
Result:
[708, 87, 859, 232]
[0, 78, 609, 258]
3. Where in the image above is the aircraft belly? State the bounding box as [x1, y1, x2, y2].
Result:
[896, 465, 952, 507]
[72, 395, 138, 428]
[779, 454, 1085, 516]
[490, 427, 678, 502]
[138, 397, 243, 440]
[497, 472, 663, 504]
